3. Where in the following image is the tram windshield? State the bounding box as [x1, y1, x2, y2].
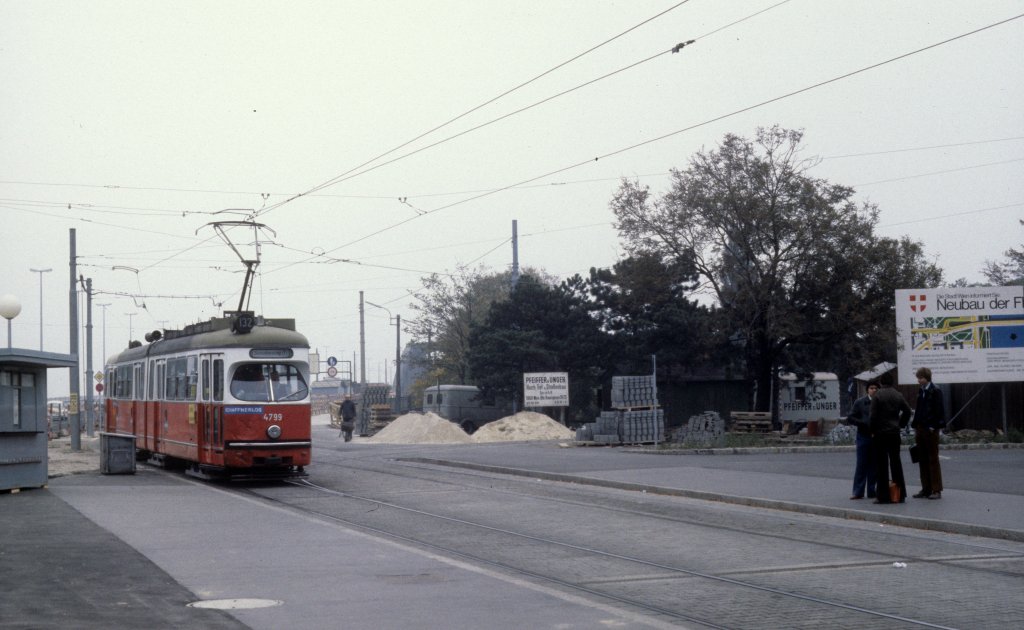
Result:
[230, 363, 308, 402]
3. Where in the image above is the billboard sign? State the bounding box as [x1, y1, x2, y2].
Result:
[523, 372, 569, 407]
[895, 286, 1024, 384]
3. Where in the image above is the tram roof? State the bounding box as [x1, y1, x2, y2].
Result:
[107, 316, 309, 365]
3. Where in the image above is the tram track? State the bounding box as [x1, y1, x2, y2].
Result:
[308, 455, 1024, 577]
[227, 462, 1017, 629]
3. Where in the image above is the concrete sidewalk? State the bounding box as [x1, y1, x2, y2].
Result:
[405, 442, 1024, 542]
[1, 469, 673, 630]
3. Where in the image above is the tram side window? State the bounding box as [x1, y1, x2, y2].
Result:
[134, 363, 145, 400]
[148, 360, 156, 400]
[213, 359, 224, 401]
[202, 359, 210, 401]
[156, 362, 165, 400]
[165, 358, 188, 401]
[187, 355, 198, 400]
[115, 365, 133, 400]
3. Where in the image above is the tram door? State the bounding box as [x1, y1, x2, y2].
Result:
[199, 354, 224, 465]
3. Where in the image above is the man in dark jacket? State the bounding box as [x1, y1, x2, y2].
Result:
[869, 372, 911, 504]
[845, 381, 878, 500]
[338, 395, 357, 442]
[911, 367, 945, 499]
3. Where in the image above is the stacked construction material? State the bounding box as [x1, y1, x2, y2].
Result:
[592, 411, 623, 444]
[671, 411, 725, 447]
[357, 384, 391, 436]
[619, 408, 665, 444]
[577, 375, 664, 444]
[611, 375, 657, 408]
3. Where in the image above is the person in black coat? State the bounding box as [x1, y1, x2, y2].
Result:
[911, 367, 945, 499]
[845, 381, 878, 500]
[869, 372, 911, 504]
[338, 395, 357, 442]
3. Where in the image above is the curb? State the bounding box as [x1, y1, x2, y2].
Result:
[404, 457, 1024, 543]
[620, 442, 1024, 455]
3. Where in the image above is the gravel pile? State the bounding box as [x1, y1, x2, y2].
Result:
[367, 412, 473, 444]
[472, 412, 573, 443]
[47, 437, 100, 477]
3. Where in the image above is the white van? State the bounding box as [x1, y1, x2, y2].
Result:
[422, 385, 508, 433]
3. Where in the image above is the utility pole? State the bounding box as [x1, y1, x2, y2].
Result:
[395, 313, 401, 414]
[96, 303, 111, 364]
[365, 300, 401, 414]
[96, 301, 110, 429]
[29, 267, 52, 350]
[511, 219, 520, 289]
[83, 277, 95, 437]
[69, 229, 81, 451]
[359, 291, 366, 389]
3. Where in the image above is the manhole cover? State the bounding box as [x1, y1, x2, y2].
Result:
[188, 598, 283, 610]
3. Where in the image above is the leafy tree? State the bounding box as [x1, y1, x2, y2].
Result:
[467, 275, 613, 421]
[982, 220, 1024, 285]
[405, 265, 512, 384]
[610, 126, 941, 412]
[566, 254, 728, 375]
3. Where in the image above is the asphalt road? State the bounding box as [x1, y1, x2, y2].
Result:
[10, 427, 1023, 630]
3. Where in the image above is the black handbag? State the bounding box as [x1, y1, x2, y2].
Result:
[909, 444, 921, 464]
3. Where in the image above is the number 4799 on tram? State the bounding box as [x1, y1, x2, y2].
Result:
[104, 314, 312, 480]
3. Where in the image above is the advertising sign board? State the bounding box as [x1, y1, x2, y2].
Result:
[523, 372, 569, 407]
[895, 286, 1024, 384]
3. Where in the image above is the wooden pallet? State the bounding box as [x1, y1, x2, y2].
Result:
[730, 411, 772, 433]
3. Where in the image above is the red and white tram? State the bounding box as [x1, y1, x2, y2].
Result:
[104, 313, 311, 479]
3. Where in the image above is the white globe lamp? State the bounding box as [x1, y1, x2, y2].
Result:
[0, 294, 22, 348]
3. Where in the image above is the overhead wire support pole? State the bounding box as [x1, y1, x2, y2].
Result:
[68, 229, 80, 451]
[365, 301, 402, 414]
[84, 277, 95, 437]
[511, 220, 520, 289]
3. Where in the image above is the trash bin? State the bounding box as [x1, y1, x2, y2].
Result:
[806, 420, 821, 437]
[99, 432, 136, 475]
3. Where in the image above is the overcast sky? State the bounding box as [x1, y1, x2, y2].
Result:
[2, 1, 1022, 396]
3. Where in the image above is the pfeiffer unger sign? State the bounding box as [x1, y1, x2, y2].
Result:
[523, 372, 569, 407]
[895, 286, 1024, 384]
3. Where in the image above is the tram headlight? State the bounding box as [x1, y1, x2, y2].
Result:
[267, 424, 282, 439]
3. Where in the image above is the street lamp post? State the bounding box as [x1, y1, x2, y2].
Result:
[96, 303, 111, 363]
[366, 301, 402, 414]
[29, 267, 52, 350]
[95, 302, 110, 429]
[0, 294, 22, 348]
[125, 312, 137, 345]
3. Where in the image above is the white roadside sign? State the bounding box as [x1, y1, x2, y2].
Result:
[523, 372, 569, 407]
[895, 286, 1024, 384]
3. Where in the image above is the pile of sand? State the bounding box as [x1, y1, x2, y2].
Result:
[367, 412, 472, 444]
[472, 411, 573, 442]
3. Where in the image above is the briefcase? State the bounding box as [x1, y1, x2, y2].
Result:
[909, 444, 921, 464]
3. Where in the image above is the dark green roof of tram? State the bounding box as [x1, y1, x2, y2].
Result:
[106, 317, 309, 365]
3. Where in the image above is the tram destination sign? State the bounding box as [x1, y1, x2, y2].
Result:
[523, 372, 569, 407]
[896, 286, 1024, 384]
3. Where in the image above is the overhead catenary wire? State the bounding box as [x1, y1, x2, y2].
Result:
[252, 0, 698, 219]
[853, 156, 1024, 187]
[298, 12, 1024, 258]
[6, 133, 1020, 204]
